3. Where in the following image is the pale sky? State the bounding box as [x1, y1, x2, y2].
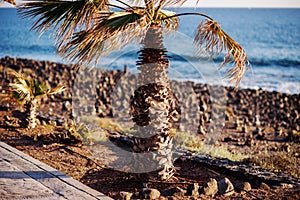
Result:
[183, 0, 300, 8]
[1, 0, 300, 8]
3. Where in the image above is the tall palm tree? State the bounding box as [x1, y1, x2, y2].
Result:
[9, 70, 65, 129]
[18, 0, 249, 180]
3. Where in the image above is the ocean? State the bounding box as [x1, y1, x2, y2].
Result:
[0, 8, 299, 94]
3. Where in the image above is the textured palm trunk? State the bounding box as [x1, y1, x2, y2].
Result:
[24, 98, 38, 129]
[130, 25, 180, 180]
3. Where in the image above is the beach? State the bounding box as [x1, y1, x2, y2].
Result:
[0, 56, 299, 199]
[1, 2, 300, 198]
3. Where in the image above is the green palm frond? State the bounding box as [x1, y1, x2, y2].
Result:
[32, 79, 48, 97]
[194, 19, 249, 86]
[59, 10, 149, 66]
[9, 70, 66, 104]
[10, 76, 48, 104]
[18, 0, 108, 43]
[105, 11, 142, 31]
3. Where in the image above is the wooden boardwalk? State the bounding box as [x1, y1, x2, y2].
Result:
[0, 142, 112, 200]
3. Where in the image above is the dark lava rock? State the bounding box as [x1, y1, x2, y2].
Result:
[218, 177, 234, 196]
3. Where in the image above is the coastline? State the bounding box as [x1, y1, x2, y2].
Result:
[1, 55, 299, 147]
[0, 56, 300, 199]
[0, 56, 299, 130]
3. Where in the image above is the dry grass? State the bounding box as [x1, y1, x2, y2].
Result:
[244, 152, 300, 178]
[174, 131, 246, 161]
[75, 117, 300, 179]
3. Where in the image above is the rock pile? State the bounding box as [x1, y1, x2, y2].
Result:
[117, 177, 248, 199]
[0, 56, 299, 140]
[1, 56, 299, 199]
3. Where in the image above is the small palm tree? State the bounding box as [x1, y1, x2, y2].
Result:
[18, 0, 249, 180]
[9, 70, 65, 129]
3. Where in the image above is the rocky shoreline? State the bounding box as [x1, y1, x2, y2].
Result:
[1, 56, 299, 137]
[1, 56, 300, 197]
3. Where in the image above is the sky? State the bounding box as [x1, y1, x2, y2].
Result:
[182, 0, 300, 8]
[1, 0, 300, 8]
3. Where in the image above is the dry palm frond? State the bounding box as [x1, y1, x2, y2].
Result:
[3, 0, 16, 5]
[59, 10, 150, 66]
[9, 70, 65, 104]
[156, 9, 179, 31]
[194, 19, 250, 86]
[144, 0, 155, 17]
[47, 85, 66, 95]
[128, 0, 194, 9]
[127, 0, 143, 6]
[9, 71, 33, 104]
[157, 0, 188, 7]
[10, 82, 32, 104]
[18, 0, 108, 46]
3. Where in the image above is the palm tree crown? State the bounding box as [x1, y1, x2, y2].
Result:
[9, 70, 65, 104]
[19, 0, 249, 86]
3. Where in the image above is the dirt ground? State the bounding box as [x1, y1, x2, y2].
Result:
[0, 93, 300, 199]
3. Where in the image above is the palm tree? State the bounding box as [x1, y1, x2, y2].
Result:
[18, 0, 249, 180]
[9, 70, 65, 129]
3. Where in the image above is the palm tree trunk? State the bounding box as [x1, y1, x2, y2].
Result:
[24, 98, 38, 129]
[130, 24, 180, 180]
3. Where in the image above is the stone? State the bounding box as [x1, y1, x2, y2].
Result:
[198, 125, 206, 135]
[139, 188, 160, 199]
[202, 178, 218, 196]
[217, 178, 234, 196]
[223, 137, 232, 142]
[62, 101, 72, 111]
[252, 127, 261, 135]
[117, 191, 133, 200]
[235, 182, 251, 194]
[242, 125, 248, 133]
[163, 187, 186, 197]
[199, 103, 207, 112]
[259, 182, 271, 191]
[282, 144, 291, 153]
[244, 138, 254, 147]
[186, 183, 199, 196]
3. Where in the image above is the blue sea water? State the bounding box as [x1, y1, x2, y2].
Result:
[0, 8, 299, 94]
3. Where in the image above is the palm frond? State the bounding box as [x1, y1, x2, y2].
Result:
[194, 19, 250, 86]
[127, 0, 145, 6]
[156, 9, 178, 31]
[47, 85, 66, 95]
[9, 70, 65, 104]
[9, 71, 32, 104]
[157, 0, 188, 7]
[4, 0, 16, 5]
[32, 79, 48, 97]
[59, 10, 150, 66]
[18, 0, 108, 44]
[10, 83, 31, 104]
[145, 0, 155, 18]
